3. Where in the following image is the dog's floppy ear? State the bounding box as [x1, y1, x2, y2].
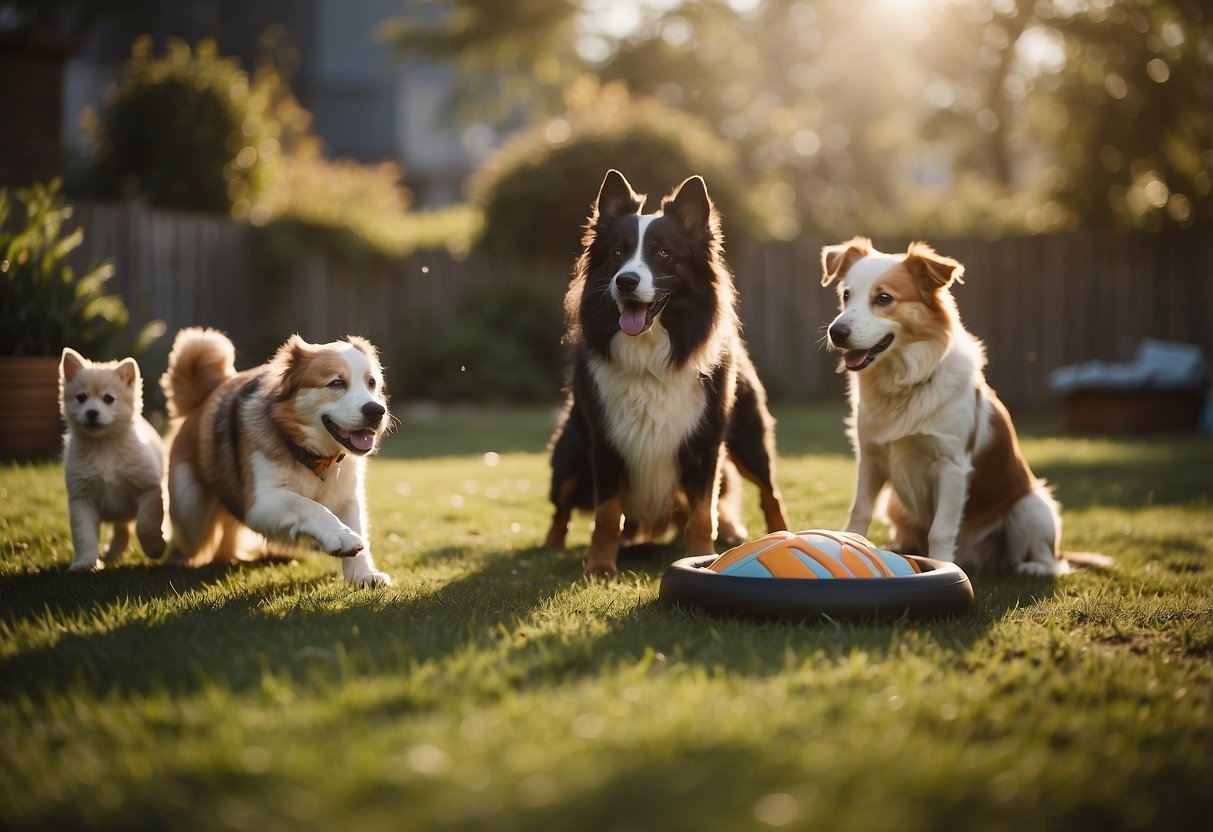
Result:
[60, 347, 86, 382]
[662, 175, 720, 241]
[115, 357, 140, 388]
[821, 237, 872, 287]
[270, 334, 315, 401]
[593, 169, 644, 227]
[904, 241, 965, 289]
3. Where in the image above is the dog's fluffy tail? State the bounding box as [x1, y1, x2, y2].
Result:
[161, 328, 236, 419]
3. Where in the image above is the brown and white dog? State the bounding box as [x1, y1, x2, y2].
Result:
[161, 328, 392, 586]
[821, 237, 1109, 575]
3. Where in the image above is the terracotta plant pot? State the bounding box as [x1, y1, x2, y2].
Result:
[1, 355, 63, 458]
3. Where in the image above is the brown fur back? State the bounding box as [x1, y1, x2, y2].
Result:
[161, 328, 237, 419]
[963, 386, 1035, 532]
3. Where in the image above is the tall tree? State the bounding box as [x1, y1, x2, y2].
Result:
[382, 0, 1212, 234]
[380, 0, 582, 122]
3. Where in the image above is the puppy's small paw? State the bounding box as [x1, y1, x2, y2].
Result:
[69, 559, 103, 573]
[347, 570, 392, 588]
[327, 528, 365, 558]
[143, 537, 167, 559]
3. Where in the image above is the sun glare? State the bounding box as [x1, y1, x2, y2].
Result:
[876, 0, 950, 9]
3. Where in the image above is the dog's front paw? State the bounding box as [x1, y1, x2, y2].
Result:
[68, 558, 103, 573]
[347, 569, 392, 588]
[584, 544, 619, 577]
[325, 527, 365, 558]
[716, 519, 749, 548]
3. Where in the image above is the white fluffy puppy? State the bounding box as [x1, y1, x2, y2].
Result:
[59, 348, 167, 572]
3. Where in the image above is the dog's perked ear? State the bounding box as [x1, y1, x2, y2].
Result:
[593, 169, 644, 227]
[270, 334, 316, 401]
[60, 347, 86, 383]
[904, 241, 965, 289]
[820, 237, 872, 287]
[115, 357, 140, 388]
[662, 175, 719, 241]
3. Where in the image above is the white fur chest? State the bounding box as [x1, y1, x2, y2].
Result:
[251, 451, 361, 509]
[63, 421, 163, 521]
[65, 464, 140, 520]
[589, 326, 707, 523]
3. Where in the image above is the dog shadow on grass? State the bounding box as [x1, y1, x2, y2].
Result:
[340, 540, 1068, 701]
[0, 539, 1065, 703]
[0, 542, 589, 700]
[473, 566, 1066, 694]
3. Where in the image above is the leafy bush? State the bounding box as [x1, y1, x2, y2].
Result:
[0, 179, 161, 358]
[252, 155, 482, 258]
[83, 37, 475, 258]
[409, 282, 565, 402]
[471, 78, 754, 258]
[83, 37, 308, 218]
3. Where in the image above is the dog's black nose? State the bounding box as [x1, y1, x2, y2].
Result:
[85, 408, 99, 422]
[828, 322, 851, 347]
[615, 272, 640, 294]
[361, 401, 386, 424]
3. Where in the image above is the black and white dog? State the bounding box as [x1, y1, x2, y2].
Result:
[545, 170, 789, 575]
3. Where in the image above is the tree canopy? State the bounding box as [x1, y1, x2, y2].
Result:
[384, 0, 1212, 238]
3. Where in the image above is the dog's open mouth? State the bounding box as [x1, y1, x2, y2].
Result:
[323, 416, 377, 455]
[844, 334, 895, 371]
[618, 294, 671, 337]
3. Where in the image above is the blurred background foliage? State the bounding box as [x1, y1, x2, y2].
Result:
[386, 0, 1211, 240]
[71, 36, 465, 258]
[0, 179, 161, 359]
[62, 0, 1212, 256]
[470, 78, 753, 258]
[79, 36, 297, 218]
[403, 281, 567, 402]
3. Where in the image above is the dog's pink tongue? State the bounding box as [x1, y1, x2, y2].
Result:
[844, 349, 871, 370]
[619, 308, 647, 336]
[350, 431, 375, 452]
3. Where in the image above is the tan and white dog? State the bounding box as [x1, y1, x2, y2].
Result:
[161, 328, 392, 586]
[59, 349, 167, 572]
[821, 237, 1108, 575]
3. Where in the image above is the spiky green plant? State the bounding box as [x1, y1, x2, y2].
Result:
[0, 179, 160, 358]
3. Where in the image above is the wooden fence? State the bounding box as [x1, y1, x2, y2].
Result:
[67, 199, 1213, 410]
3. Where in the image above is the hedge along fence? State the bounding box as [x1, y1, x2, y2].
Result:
[66, 199, 1213, 410]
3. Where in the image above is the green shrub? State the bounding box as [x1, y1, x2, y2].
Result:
[252, 155, 484, 258]
[84, 37, 306, 217]
[0, 179, 161, 359]
[471, 78, 753, 258]
[409, 282, 565, 402]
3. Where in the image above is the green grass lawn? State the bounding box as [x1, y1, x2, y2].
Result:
[2, 403, 1211, 831]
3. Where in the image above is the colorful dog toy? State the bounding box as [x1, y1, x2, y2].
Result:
[660, 530, 973, 621]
